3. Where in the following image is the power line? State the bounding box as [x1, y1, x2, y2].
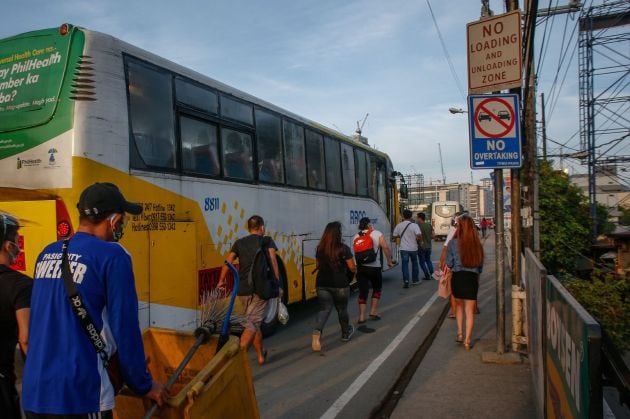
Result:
[425, 0, 467, 102]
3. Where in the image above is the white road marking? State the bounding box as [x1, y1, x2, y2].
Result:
[321, 292, 440, 419]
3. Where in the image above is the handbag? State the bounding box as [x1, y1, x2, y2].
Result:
[61, 239, 124, 394]
[438, 266, 452, 299]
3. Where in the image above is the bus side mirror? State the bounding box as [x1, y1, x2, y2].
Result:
[399, 184, 408, 199]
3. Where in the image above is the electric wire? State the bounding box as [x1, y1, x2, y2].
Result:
[425, 0, 466, 102]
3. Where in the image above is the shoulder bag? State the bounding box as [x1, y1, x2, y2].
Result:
[61, 239, 124, 394]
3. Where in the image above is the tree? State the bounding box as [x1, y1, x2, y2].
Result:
[619, 206, 630, 226]
[538, 160, 590, 274]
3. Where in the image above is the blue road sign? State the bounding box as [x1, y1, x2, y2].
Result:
[468, 93, 522, 169]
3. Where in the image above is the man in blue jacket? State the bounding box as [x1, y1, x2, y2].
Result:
[22, 183, 168, 417]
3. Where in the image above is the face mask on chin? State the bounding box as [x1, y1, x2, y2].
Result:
[6, 241, 20, 264]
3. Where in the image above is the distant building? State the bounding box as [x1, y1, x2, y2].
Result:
[398, 174, 494, 218]
[570, 168, 630, 222]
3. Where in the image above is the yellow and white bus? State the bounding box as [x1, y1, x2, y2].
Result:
[0, 24, 399, 331]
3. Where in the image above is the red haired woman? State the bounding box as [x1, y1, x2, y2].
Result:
[311, 221, 357, 351]
[445, 215, 484, 350]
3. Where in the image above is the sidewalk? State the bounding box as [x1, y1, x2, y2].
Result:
[391, 233, 537, 419]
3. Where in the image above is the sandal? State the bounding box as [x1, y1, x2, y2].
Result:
[456, 334, 464, 343]
[464, 341, 472, 351]
[369, 314, 381, 321]
[258, 349, 268, 365]
[358, 319, 366, 324]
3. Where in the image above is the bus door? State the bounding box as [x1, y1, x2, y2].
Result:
[0, 200, 67, 277]
[147, 221, 197, 330]
[301, 238, 319, 302]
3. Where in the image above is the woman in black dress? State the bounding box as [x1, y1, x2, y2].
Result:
[446, 215, 484, 350]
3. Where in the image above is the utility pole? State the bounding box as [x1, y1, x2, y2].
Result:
[541, 93, 547, 160]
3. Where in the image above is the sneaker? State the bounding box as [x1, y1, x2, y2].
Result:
[312, 330, 321, 352]
[403, 282, 410, 289]
[411, 280, 420, 285]
[341, 325, 355, 342]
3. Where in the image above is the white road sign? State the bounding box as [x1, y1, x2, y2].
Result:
[467, 10, 522, 94]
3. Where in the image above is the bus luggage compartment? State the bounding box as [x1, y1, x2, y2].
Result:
[113, 328, 259, 419]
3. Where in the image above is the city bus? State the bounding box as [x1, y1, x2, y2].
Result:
[429, 201, 462, 240]
[0, 24, 399, 331]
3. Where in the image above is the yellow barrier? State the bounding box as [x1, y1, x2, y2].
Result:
[114, 328, 259, 419]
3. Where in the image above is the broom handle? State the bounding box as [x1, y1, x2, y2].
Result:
[142, 332, 206, 419]
[217, 261, 240, 352]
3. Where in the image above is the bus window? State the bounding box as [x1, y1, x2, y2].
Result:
[368, 154, 378, 199]
[222, 128, 253, 180]
[126, 58, 176, 169]
[355, 149, 368, 196]
[324, 137, 342, 193]
[255, 109, 284, 184]
[283, 120, 307, 187]
[175, 78, 218, 115]
[341, 143, 356, 195]
[377, 164, 387, 210]
[180, 116, 219, 176]
[305, 129, 326, 190]
[221, 95, 253, 125]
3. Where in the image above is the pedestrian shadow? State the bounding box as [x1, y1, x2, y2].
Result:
[358, 325, 376, 333]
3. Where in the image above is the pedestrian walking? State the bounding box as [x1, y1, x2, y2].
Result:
[0, 212, 31, 419]
[480, 217, 488, 238]
[445, 214, 484, 350]
[352, 217, 394, 324]
[22, 182, 168, 417]
[311, 222, 356, 352]
[438, 210, 466, 318]
[218, 215, 280, 365]
[392, 210, 422, 288]
[416, 212, 434, 281]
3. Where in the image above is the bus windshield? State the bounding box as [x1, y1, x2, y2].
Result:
[434, 204, 457, 218]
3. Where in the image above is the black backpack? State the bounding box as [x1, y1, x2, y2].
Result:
[248, 236, 280, 300]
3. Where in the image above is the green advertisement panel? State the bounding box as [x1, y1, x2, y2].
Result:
[0, 25, 83, 159]
[546, 275, 601, 419]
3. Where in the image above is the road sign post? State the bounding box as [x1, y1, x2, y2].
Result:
[468, 93, 522, 169]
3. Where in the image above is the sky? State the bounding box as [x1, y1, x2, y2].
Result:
[2, 0, 600, 184]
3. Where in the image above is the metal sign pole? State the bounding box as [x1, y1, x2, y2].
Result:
[494, 169, 505, 354]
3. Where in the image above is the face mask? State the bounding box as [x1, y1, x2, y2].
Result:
[109, 214, 127, 242]
[7, 241, 20, 264]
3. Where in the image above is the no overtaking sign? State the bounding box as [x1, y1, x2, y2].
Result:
[468, 93, 521, 169]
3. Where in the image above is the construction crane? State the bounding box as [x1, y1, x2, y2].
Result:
[356, 113, 369, 136]
[438, 143, 446, 184]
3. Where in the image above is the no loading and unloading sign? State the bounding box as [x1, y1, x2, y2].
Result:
[468, 94, 521, 169]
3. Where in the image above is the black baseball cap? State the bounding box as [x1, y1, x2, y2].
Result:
[77, 182, 142, 216]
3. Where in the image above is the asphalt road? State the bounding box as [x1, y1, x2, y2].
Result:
[249, 242, 448, 419]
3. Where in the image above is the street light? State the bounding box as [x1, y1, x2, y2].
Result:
[448, 107, 467, 114]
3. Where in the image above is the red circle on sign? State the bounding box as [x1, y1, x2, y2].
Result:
[473, 97, 516, 138]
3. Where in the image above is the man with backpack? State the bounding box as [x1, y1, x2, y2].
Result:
[218, 215, 280, 365]
[353, 217, 394, 323]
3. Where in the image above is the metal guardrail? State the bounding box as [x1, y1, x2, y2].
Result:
[601, 334, 630, 409]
